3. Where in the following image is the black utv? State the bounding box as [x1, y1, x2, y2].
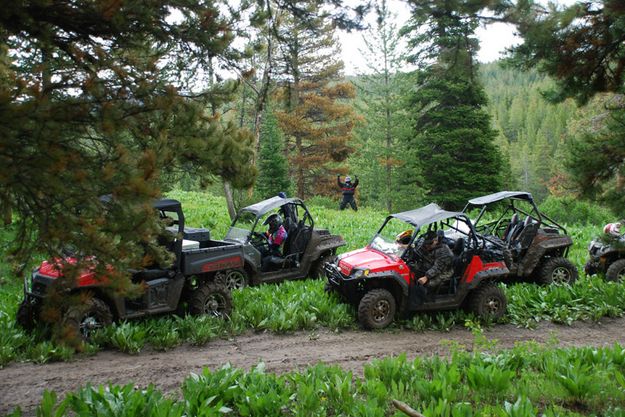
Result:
[216, 196, 346, 289]
[463, 191, 577, 285]
[585, 234, 625, 281]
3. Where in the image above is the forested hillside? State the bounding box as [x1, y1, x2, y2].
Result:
[480, 63, 578, 202]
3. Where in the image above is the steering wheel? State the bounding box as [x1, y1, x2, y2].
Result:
[250, 231, 270, 251]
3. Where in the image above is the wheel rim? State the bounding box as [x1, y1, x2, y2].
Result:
[552, 266, 571, 284]
[616, 267, 625, 281]
[226, 270, 246, 290]
[80, 314, 103, 338]
[372, 299, 391, 323]
[203, 293, 227, 317]
[484, 296, 501, 315]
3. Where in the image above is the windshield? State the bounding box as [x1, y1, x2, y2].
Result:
[370, 218, 414, 258]
[225, 211, 257, 242]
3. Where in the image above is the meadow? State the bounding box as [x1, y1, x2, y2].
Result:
[0, 191, 625, 417]
[0, 191, 623, 365]
[3, 191, 625, 416]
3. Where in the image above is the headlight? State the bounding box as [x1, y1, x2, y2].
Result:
[351, 269, 370, 279]
[588, 240, 601, 253]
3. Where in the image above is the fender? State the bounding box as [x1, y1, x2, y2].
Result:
[361, 271, 410, 297]
[467, 267, 509, 290]
[520, 235, 573, 276]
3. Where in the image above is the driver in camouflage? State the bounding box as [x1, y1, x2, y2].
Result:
[417, 230, 454, 292]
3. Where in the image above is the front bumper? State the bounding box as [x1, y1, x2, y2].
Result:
[23, 270, 55, 301]
[324, 263, 363, 304]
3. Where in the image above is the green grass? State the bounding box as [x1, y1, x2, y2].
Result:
[0, 191, 623, 367]
[8, 342, 625, 416]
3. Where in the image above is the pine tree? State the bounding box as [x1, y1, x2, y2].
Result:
[256, 110, 291, 198]
[403, 0, 504, 209]
[0, 2, 256, 287]
[351, 0, 423, 212]
[274, 4, 359, 198]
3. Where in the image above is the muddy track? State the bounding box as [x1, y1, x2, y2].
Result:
[2, 318, 625, 416]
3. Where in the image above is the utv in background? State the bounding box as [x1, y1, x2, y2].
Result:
[463, 191, 577, 285]
[585, 234, 625, 281]
[325, 203, 509, 329]
[219, 196, 346, 289]
[17, 198, 233, 339]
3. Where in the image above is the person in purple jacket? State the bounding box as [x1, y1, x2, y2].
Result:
[261, 213, 288, 271]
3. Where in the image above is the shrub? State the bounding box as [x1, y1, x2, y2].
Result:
[539, 195, 614, 226]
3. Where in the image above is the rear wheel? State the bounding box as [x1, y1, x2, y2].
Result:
[537, 257, 578, 285]
[606, 259, 625, 282]
[216, 269, 248, 290]
[63, 297, 113, 341]
[358, 289, 396, 330]
[468, 283, 506, 320]
[189, 282, 233, 318]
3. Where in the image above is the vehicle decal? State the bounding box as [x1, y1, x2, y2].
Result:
[201, 256, 243, 272]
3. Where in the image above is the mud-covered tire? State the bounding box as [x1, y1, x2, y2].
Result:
[189, 282, 233, 318]
[606, 259, 625, 282]
[312, 254, 335, 279]
[16, 299, 38, 332]
[62, 297, 113, 341]
[467, 283, 507, 320]
[216, 269, 248, 290]
[537, 257, 578, 285]
[357, 289, 396, 330]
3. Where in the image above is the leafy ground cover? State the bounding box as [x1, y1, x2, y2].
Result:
[7, 341, 625, 417]
[0, 191, 622, 367]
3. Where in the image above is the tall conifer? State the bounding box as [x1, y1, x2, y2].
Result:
[274, 4, 359, 198]
[403, 0, 504, 209]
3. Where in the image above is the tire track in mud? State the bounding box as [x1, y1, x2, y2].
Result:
[2, 318, 624, 416]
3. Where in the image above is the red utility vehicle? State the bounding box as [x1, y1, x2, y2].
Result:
[325, 203, 509, 329]
[17, 198, 233, 339]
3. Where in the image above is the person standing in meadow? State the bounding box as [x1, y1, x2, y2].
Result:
[337, 175, 359, 211]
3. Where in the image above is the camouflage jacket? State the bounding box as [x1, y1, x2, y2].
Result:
[424, 244, 454, 287]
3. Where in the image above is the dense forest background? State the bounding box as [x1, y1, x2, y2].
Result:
[230, 63, 607, 213]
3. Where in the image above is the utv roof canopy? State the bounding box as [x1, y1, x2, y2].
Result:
[390, 203, 466, 227]
[99, 194, 182, 212]
[240, 196, 303, 217]
[466, 191, 534, 206]
[153, 199, 182, 212]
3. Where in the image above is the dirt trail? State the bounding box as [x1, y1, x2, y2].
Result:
[2, 318, 625, 416]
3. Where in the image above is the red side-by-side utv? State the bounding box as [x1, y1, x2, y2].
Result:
[325, 203, 510, 329]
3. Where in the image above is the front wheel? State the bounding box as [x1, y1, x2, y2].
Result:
[357, 289, 396, 330]
[537, 257, 578, 285]
[16, 299, 39, 332]
[62, 297, 113, 341]
[467, 283, 507, 320]
[189, 282, 233, 318]
[606, 259, 625, 282]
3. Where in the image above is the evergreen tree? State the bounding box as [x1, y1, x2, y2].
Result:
[0, 2, 256, 288]
[274, 4, 358, 198]
[566, 95, 625, 213]
[509, 0, 625, 105]
[351, 0, 423, 212]
[507, 0, 625, 208]
[256, 110, 291, 198]
[403, 0, 504, 209]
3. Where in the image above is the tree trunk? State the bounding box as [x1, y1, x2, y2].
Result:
[2, 202, 11, 226]
[223, 181, 236, 221]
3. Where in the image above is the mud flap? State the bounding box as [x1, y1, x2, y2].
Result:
[408, 283, 427, 310]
